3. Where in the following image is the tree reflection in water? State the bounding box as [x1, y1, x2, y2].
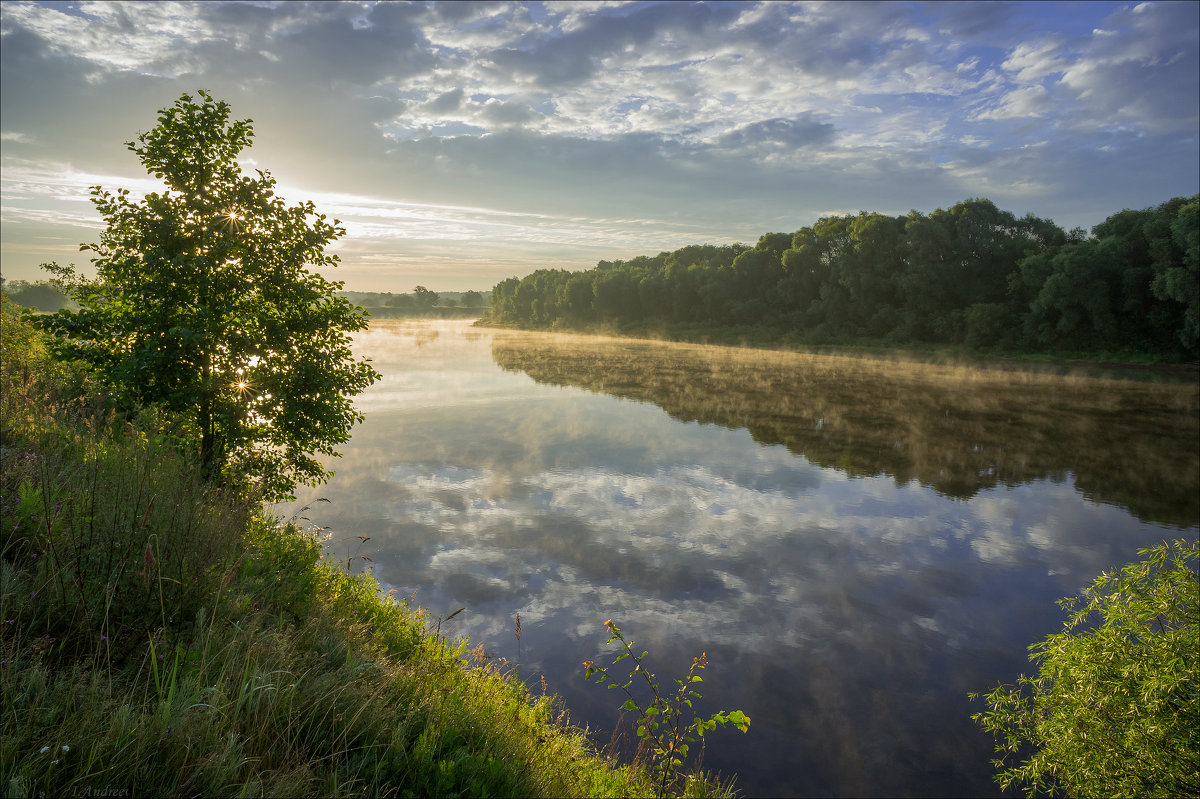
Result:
[492, 332, 1199, 528]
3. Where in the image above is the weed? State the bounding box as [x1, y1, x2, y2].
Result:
[584, 619, 750, 797]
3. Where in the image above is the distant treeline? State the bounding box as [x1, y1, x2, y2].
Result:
[0, 279, 75, 312]
[484, 196, 1199, 358]
[339, 287, 490, 318]
[340, 287, 489, 311]
[3, 281, 492, 319]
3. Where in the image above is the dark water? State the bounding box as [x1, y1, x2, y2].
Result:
[287, 319, 1199, 798]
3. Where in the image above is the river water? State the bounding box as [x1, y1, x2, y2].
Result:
[286, 319, 1199, 798]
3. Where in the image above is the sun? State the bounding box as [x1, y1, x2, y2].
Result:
[217, 208, 244, 233]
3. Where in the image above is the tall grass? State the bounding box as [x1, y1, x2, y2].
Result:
[2, 296, 728, 798]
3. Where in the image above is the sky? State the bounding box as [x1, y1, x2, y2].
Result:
[2, 1, 1198, 292]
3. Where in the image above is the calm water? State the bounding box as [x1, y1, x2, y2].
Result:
[287, 319, 1199, 798]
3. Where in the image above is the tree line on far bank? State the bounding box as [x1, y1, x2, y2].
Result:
[2, 280, 491, 317]
[344, 286, 489, 311]
[484, 196, 1199, 359]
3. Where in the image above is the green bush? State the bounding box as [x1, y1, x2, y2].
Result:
[973, 539, 1199, 797]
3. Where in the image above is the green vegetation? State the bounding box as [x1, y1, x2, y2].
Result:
[339, 288, 490, 319]
[38, 91, 379, 501]
[584, 620, 750, 798]
[972, 539, 1199, 797]
[483, 196, 1200, 361]
[0, 280, 73, 313]
[1, 294, 731, 797]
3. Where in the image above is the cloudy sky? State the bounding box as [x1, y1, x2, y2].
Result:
[2, 1, 1197, 292]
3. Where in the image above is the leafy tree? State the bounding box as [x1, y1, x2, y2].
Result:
[973, 539, 1199, 798]
[39, 90, 379, 501]
[1024, 238, 1124, 350]
[1148, 196, 1199, 351]
[411, 285, 438, 309]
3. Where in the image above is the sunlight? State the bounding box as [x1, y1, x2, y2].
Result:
[216, 208, 244, 234]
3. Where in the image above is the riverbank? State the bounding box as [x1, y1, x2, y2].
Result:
[0, 300, 725, 798]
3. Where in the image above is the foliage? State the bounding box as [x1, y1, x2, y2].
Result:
[971, 539, 1199, 797]
[387, 285, 440, 311]
[0, 280, 73, 313]
[37, 90, 379, 501]
[483, 195, 1200, 360]
[584, 619, 750, 797]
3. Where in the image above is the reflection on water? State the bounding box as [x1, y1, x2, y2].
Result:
[289, 320, 1199, 798]
[491, 332, 1199, 527]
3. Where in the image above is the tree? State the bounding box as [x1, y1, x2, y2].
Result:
[39, 90, 380, 501]
[411, 285, 438, 310]
[1, 279, 73, 312]
[1148, 196, 1199, 352]
[972, 539, 1199, 798]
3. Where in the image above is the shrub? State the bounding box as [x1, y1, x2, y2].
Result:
[972, 539, 1199, 797]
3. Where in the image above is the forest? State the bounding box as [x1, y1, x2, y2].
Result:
[484, 196, 1199, 360]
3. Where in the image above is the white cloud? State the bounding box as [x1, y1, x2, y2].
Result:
[973, 85, 1055, 121]
[1001, 38, 1065, 82]
[0, 0, 1195, 289]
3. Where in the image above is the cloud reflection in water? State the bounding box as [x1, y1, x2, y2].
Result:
[289, 320, 1197, 797]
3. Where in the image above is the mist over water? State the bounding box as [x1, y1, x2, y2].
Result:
[286, 319, 1199, 798]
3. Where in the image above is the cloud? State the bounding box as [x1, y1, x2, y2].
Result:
[484, 2, 742, 89]
[715, 115, 837, 153]
[1001, 38, 1066, 83]
[972, 84, 1055, 121]
[1058, 1, 1200, 133]
[1, 0, 1195, 290]
[988, 2, 1200, 135]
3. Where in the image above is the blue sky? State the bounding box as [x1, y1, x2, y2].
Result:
[2, 0, 1197, 291]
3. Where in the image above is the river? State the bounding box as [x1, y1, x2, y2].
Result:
[286, 319, 1199, 798]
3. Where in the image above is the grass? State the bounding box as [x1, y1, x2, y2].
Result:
[1, 296, 732, 798]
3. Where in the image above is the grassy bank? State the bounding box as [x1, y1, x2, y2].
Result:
[0, 298, 725, 798]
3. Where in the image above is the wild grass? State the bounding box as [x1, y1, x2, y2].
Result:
[1, 297, 721, 798]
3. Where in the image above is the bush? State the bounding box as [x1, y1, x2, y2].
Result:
[972, 539, 1199, 797]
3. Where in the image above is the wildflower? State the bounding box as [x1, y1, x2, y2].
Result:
[62, 745, 69, 752]
[40, 746, 50, 754]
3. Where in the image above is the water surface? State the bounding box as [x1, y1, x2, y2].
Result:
[288, 319, 1199, 798]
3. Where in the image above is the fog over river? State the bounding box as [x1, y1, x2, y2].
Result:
[285, 319, 1199, 798]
